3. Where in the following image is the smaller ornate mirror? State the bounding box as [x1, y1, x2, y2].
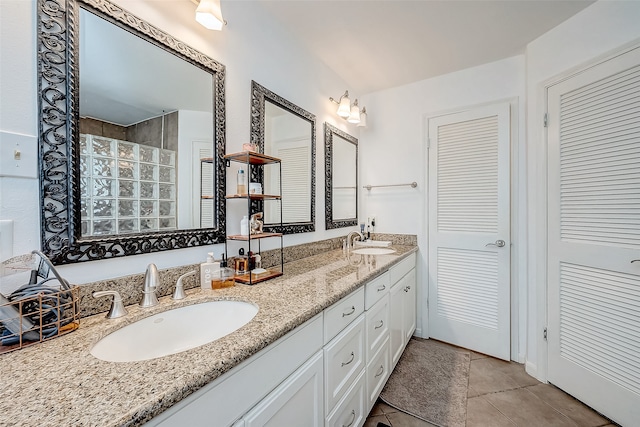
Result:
[250, 81, 316, 234]
[324, 123, 358, 229]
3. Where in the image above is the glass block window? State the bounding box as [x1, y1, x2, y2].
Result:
[80, 134, 176, 236]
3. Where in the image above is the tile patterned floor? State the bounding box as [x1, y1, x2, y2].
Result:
[365, 340, 618, 427]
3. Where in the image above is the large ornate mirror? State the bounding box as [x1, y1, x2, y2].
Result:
[250, 81, 316, 234]
[324, 123, 358, 229]
[37, 0, 226, 264]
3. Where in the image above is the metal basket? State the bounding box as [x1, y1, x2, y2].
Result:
[0, 251, 79, 354]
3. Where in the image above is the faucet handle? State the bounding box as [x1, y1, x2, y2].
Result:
[140, 263, 160, 307]
[173, 270, 196, 300]
[93, 290, 128, 319]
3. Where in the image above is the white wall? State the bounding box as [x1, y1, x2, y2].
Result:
[359, 56, 527, 360]
[0, 0, 357, 284]
[525, 0, 640, 381]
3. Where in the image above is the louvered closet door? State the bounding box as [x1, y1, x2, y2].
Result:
[194, 142, 214, 228]
[547, 46, 640, 427]
[428, 103, 511, 360]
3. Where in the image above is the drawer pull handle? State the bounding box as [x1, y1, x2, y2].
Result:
[342, 410, 356, 427]
[341, 351, 355, 367]
[375, 320, 384, 329]
[342, 306, 356, 317]
[632, 259, 640, 263]
[375, 365, 384, 378]
[404, 286, 409, 293]
[377, 284, 386, 292]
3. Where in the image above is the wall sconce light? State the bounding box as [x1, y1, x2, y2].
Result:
[329, 90, 368, 127]
[195, 0, 225, 31]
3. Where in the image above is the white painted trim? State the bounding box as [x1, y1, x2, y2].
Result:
[525, 361, 540, 382]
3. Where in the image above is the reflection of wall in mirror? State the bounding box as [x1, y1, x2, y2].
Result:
[332, 136, 357, 220]
[80, 112, 179, 150]
[178, 110, 214, 229]
[264, 110, 312, 224]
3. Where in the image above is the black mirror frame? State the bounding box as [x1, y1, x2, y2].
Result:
[37, 0, 226, 264]
[324, 123, 358, 229]
[249, 81, 316, 234]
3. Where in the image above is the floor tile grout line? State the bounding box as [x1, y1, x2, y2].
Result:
[521, 386, 582, 426]
[476, 394, 519, 426]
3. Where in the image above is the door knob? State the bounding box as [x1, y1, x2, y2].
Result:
[486, 240, 506, 248]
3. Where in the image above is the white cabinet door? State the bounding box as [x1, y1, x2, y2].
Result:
[389, 278, 405, 368]
[243, 351, 324, 427]
[390, 268, 417, 368]
[402, 269, 417, 345]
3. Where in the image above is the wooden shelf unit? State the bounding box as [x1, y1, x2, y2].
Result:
[225, 151, 284, 285]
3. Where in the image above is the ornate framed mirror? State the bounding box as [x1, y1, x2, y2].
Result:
[324, 123, 358, 229]
[250, 81, 316, 234]
[37, 0, 226, 264]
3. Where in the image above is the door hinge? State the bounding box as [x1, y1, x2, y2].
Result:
[543, 113, 548, 128]
[543, 327, 548, 341]
[426, 137, 431, 149]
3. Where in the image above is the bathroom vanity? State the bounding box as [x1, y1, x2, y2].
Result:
[145, 250, 416, 427]
[0, 246, 416, 427]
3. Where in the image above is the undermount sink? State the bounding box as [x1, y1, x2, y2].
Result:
[91, 300, 258, 362]
[351, 247, 396, 255]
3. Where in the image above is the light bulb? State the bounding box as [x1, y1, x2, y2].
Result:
[196, 0, 224, 31]
[336, 91, 351, 118]
[347, 100, 360, 124]
[357, 107, 367, 127]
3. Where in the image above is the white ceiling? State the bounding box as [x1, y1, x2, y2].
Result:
[255, 0, 596, 95]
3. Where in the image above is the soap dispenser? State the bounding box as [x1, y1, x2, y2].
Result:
[200, 252, 220, 290]
[212, 254, 235, 289]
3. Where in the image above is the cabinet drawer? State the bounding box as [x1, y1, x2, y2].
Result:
[324, 287, 364, 344]
[324, 314, 365, 414]
[364, 271, 390, 310]
[390, 253, 416, 285]
[366, 336, 390, 413]
[326, 369, 366, 427]
[242, 351, 324, 427]
[365, 294, 389, 363]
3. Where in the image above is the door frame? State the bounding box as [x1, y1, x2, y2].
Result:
[422, 97, 524, 362]
[533, 40, 640, 383]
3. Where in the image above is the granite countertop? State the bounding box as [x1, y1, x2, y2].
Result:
[0, 245, 417, 427]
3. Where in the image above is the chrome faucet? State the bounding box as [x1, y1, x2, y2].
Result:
[346, 231, 364, 250]
[140, 263, 160, 307]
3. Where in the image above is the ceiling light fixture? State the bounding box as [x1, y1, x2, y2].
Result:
[195, 0, 225, 31]
[329, 90, 368, 127]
